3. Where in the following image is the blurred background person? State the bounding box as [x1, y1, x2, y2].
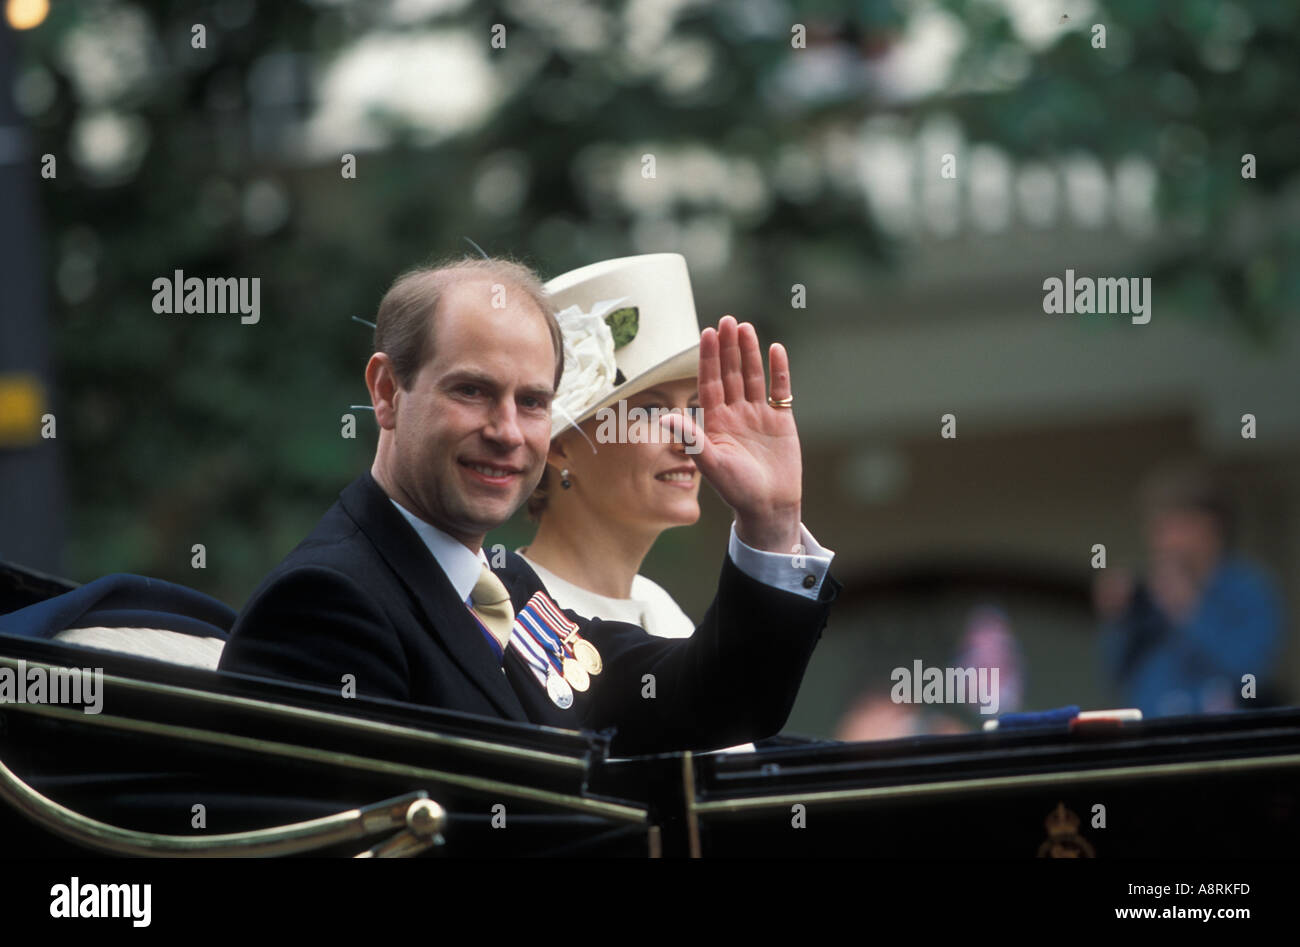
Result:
[954, 603, 1024, 715]
[834, 604, 1020, 741]
[836, 690, 967, 741]
[1094, 465, 1284, 717]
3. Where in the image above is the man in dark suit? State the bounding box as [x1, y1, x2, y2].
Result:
[220, 257, 837, 755]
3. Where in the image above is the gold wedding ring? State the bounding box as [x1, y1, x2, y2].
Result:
[767, 396, 794, 409]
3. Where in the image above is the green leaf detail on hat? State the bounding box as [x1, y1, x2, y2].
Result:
[604, 306, 639, 349]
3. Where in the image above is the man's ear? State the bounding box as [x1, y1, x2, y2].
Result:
[365, 352, 400, 431]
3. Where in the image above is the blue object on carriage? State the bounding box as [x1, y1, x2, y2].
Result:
[992, 705, 1081, 730]
[0, 573, 234, 641]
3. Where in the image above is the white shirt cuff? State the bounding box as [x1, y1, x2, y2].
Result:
[727, 523, 835, 600]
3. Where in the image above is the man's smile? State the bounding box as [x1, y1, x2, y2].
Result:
[459, 459, 525, 486]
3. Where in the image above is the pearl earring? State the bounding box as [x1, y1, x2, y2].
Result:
[560, 468, 572, 489]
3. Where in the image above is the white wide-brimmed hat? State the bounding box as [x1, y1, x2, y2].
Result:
[544, 253, 701, 439]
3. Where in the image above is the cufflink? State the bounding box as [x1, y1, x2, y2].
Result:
[802, 574, 816, 589]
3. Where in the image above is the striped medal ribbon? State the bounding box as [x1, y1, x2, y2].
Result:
[508, 592, 582, 708]
[526, 591, 604, 678]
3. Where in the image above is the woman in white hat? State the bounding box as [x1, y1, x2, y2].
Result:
[519, 254, 706, 640]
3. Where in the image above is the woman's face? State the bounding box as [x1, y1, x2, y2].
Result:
[553, 377, 702, 533]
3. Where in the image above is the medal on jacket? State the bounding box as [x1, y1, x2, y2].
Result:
[568, 636, 603, 676]
[530, 591, 604, 677]
[508, 620, 576, 708]
[509, 590, 603, 705]
[516, 609, 590, 692]
[562, 657, 590, 692]
[545, 669, 574, 709]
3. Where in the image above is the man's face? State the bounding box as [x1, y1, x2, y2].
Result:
[1145, 509, 1223, 583]
[387, 280, 555, 548]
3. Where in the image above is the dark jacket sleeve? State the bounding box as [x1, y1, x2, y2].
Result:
[219, 565, 412, 703]
[571, 556, 838, 755]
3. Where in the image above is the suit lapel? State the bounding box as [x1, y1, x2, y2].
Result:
[338, 473, 530, 722]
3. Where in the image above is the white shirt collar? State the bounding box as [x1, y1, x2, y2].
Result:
[389, 499, 489, 603]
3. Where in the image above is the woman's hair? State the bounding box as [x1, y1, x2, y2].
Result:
[526, 466, 554, 521]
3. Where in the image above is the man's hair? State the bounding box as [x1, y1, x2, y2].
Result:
[373, 256, 564, 390]
[1139, 463, 1237, 547]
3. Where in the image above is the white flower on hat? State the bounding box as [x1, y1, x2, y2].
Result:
[552, 296, 627, 432]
